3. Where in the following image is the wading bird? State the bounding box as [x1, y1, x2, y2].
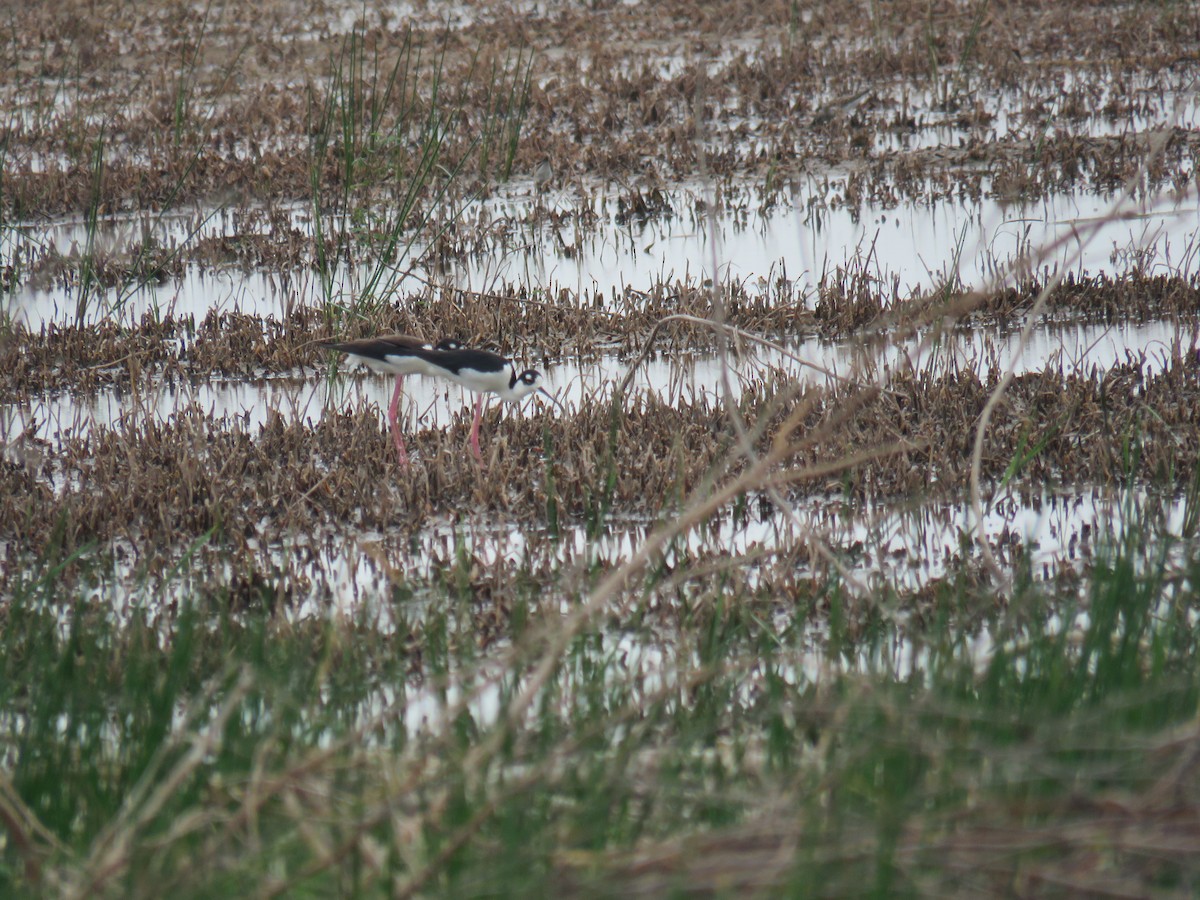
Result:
[320, 335, 460, 467]
[409, 345, 562, 463]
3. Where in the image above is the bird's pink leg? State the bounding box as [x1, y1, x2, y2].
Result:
[469, 394, 485, 463]
[387, 375, 409, 468]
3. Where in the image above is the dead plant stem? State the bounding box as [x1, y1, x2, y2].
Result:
[968, 115, 1188, 585]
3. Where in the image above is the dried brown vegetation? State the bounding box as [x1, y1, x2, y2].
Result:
[555, 724, 1200, 898]
[4, 346, 1197, 591]
[5, 272, 1200, 400]
[4, 2, 1200, 895]
[2, 0, 1198, 222]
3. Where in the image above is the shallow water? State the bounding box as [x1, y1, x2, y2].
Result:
[6, 181, 1197, 328]
[8, 467, 1179, 741]
[869, 77, 1200, 152]
[3, 48, 1200, 670]
[7, 316, 1193, 453]
[35, 473, 1182, 638]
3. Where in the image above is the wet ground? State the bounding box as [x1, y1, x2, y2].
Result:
[7, 7, 1200, 896]
[2, 0, 1200, 658]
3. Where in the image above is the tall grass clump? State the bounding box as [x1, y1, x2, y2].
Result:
[73, 126, 106, 327]
[472, 46, 534, 183]
[307, 24, 533, 321]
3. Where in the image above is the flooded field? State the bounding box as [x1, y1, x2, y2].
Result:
[3, 0, 1200, 895]
[6, 183, 1199, 326]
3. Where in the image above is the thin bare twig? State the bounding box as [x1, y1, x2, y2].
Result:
[968, 106, 1191, 585]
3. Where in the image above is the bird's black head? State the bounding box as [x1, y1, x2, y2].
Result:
[434, 339, 462, 351]
[503, 368, 545, 401]
[505, 368, 563, 410]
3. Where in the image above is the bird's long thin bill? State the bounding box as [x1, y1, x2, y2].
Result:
[538, 388, 565, 412]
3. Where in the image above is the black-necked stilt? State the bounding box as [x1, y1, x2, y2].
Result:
[320, 335, 460, 467]
[411, 346, 562, 462]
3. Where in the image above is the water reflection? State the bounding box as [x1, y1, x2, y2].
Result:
[6, 184, 1197, 328]
[6, 317, 1192, 448]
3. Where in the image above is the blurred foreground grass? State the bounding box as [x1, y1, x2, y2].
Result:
[2, 488, 1199, 897]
